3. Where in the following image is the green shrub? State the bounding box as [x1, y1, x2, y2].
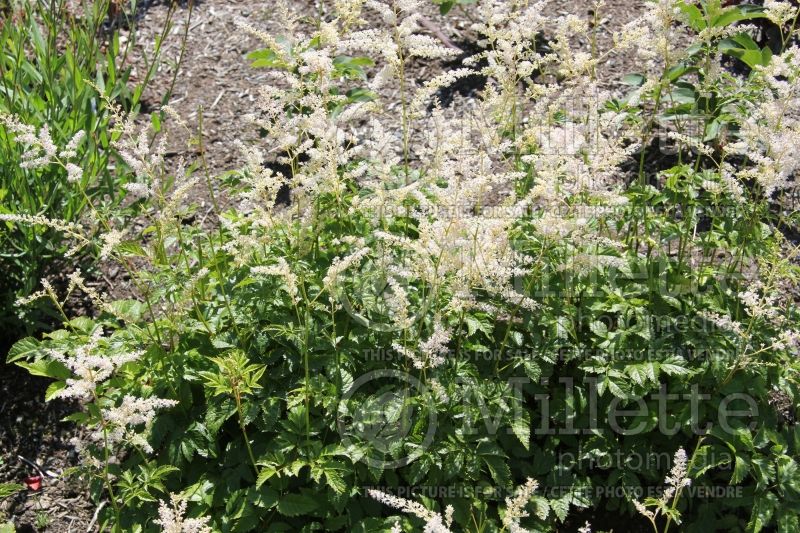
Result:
[7, 0, 800, 532]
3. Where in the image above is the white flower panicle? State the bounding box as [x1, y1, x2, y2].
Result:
[0, 213, 91, 257]
[700, 310, 744, 336]
[99, 228, 126, 260]
[502, 478, 538, 533]
[60, 130, 86, 159]
[723, 45, 800, 196]
[0, 113, 88, 180]
[112, 115, 167, 194]
[418, 318, 452, 369]
[765, 0, 798, 26]
[634, 447, 692, 523]
[251, 257, 300, 304]
[0, 213, 83, 235]
[65, 162, 83, 183]
[662, 447, 692, 503]
[154, 493, 212, 533]
[124, 182, 154, 199]
[633, 499, 655, 521]
[66, 269, 115, 315]
[97, 395, 178, 454]
[46, 329, 177, 454]
[323, 247, 370, 290]
[47, 328, 143, 401]
[367, 489, 454, 533]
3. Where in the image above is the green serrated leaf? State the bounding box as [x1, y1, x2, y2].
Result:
[44, 381, 67, 401]
[16, 359, 71, 380]
[277, 493, 319, 516]
[731, 455, 750, 484]
[549, 496, 570, 522]
[256, 466, 277, 489]
[511, 409, 531, 450]
[7, 337, 42, 363]
[589, 320, 608, 338]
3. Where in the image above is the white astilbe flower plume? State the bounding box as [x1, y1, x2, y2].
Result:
[418, 318, 452, 368]
[724, 45, 800, 197]
[66, 162, 83, 183]
[0, 114, 87, 179]
[47, 328, 142, 401]
[765, 0, 798, 25]
[633, 499, 655, 521]
[154, 493, 212, 533]
[96, 395, 178, 454]
[323, 246, 370, 291]
[367, 489, 454, 533]
[502, 478, 538, 533]
[99, 228, 126, 260]
[251, 257, 300, 304]
[661, 447, 692, 503]
[633, 448, 692, 524]
[59, 130, 85, 159]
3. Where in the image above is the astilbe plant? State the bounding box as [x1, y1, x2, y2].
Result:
[6, 0, 800, 531]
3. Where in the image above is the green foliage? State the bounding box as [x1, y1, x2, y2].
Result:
[432, 0, 477, 16]
[0, 483, 23, 500]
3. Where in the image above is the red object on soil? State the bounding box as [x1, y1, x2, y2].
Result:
[23, 475, 42, 491]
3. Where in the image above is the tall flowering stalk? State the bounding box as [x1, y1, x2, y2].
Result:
[633, 446, 696, 533]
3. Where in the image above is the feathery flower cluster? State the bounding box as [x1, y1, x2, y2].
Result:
[0, 113, 87, 180]
[236, 141, 288, 227]
[66, 269, 115, 316]
[99, 228, 126, 260]
[323, 247, 371, 291]
[636, 0, 683, 67]
[60, 130, 86, 159]
[251, 258, 300, 304]
[417, 318, 453, 369]
[46, 328, 143, 401]
[662, 447, 692, 502]
[738, 282, 780, 321]
[154, 493, 212, 533]
[367, 489, 454, 533]
[632, 499, 655, 521]
[764, 0, 799, 26]
[633, 448, 692, 523]
[111, 107, 167, 197]
[699, 310, 744, 337]
[0, 213, 91, 257]
[46, 327, 176, 455]
[725, 45, 800, 196]
[502, 478, 539, 533]
[666, 132, 715, 158]
[97, 395, 179, 454]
